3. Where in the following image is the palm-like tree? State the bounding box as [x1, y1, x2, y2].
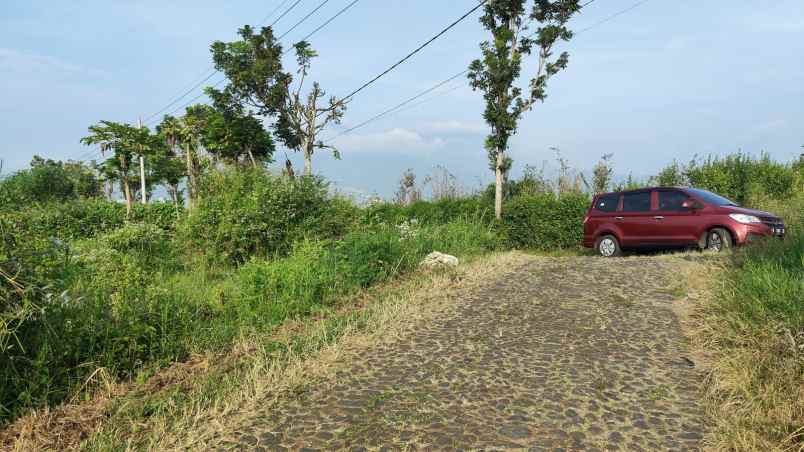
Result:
[81, 121, 139, 215]
[158, 108, 208, 210]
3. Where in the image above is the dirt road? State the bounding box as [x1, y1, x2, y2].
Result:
[219, 256, 706, 451]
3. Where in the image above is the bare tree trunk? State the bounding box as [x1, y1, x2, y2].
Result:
[495, 149, 504, 220]
[122, 176, 133, 217]
[302, 137, 314, 176]
[303, 152, 312, 176]
[184, 143, 196, 210]
[118, 154, 133, 216]
[246, 146, 257, 168]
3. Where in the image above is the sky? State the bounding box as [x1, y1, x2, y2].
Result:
[1, 0, 803, 199]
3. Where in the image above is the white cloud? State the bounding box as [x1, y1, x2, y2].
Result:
[420, 120, 486, 135]
[0, 48, 108, 78]
[331, 128, 447, 153]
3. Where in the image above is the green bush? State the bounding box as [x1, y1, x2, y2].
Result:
[233, 241, 344, 327]
[363, 196, 491, 226]
[1, 199, 181, 244]
[0, 157, 100, 208]
[179, 169, 351, 264]
[654, 152, 796, 204]
[501, 192, 590, 250]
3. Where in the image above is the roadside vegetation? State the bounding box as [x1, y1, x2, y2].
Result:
[1, 8, 803, 447]
[2, 146, 802, 450]
[685, 162, 804, 451]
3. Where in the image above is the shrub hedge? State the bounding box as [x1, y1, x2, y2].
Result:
[178, 170, 357, 264]
[501, 192, 590, 250]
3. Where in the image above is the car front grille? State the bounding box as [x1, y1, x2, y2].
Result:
[761, 219, 786, 236]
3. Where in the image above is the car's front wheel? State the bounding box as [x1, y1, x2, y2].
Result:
[705, 228, 732, 252]
[595, 234, 622, 257]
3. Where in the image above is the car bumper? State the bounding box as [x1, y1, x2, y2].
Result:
[732, 222, 785, 245]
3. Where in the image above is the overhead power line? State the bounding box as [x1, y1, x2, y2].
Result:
[259, 0, 292, 25]
[147, 0, 362, 126]
[326, 69, 469, 141]
[270, 0, 306, 28]
[325, 0, 650, 143]
[333, 0, 489, 108]
[142, 0, 307, 125]
[278, 0, 332, 40]
[287, 0, 360, 52]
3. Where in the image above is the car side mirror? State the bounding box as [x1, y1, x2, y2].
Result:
[682, 199, 702, 210]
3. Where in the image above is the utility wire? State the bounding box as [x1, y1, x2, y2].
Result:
[331, 0, 489, 109]
[576, 0, 650, 34]
[285, 0, 360, 54]
[150, 0, 362, 125]
[142, 0, 305, 125]
[278, 0, 331, 40]
[259, 0, 292, 25]
[325, 69, 469, 141]
[270, 0, 305, 28]
[326, 0, 649, 142]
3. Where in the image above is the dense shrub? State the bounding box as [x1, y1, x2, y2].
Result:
[1, 199, 181, 244]
[179, 169, 353, 263]
[662, 153, 796, 204]
[363, 196, 491, 226]
[501, 193, 590, 250]
[0, 157, 100, 208]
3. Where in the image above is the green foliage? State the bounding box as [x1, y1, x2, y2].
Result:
[468, 0, 581, 215]
[662, 152, 796, 205]
[2, 199, 180, 243]
[501, 192, 590, 250]
[591, 153, 614, 193]
[653, 159, 686, 186]
[0, 156, 101, 208]
[363, 197, 492, 227]
[178, 169, 349, 263]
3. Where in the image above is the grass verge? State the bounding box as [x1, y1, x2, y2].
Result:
[681, 233, 803, 451]
[2, 251, 529, 451]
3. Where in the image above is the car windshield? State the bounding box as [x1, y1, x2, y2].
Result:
[686, 188, 739, 206]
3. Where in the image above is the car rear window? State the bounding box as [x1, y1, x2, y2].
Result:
[594, 194, 619, 212]
[622, 192, 651, 212]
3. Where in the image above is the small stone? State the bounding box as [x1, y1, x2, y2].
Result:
[420, 252, 459, 268]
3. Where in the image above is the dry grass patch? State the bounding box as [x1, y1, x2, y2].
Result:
[677, 256, 804, 452]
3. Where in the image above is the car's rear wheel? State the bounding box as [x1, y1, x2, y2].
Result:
[705, 228, 732, 252]
[595, 235, 622, 257]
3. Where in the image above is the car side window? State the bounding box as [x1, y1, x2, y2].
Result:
[622, 192, 651, 212]
[657, 190, 690, 212]
[595, 194, 619, 212]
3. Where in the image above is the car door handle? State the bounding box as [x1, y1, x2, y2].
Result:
[615, 216, 624, 220]
[654, 216, 665, 220]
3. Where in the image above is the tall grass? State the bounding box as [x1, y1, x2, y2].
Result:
[699, 194, 804, 450]
[0, 217, 498, 425]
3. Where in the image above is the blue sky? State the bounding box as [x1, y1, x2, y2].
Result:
[1, 0, 803, 198]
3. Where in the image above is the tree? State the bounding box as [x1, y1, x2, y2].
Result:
[591, 153, 614, 194]
[208, 26, 345, 176]
[157, 107, 210, 210]
[81, 121, 148, 215]
[394, 169, 421, 206]
[277, 42, 346, 176]
[468, 0, 581, 219]
[653, 159, 687, 187]
[201, 103, 274, 168]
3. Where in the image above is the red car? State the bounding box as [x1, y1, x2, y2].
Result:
[583, 187, 785, 257]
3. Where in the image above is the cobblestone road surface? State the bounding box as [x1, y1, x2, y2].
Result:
[220, 256, 706, 451]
